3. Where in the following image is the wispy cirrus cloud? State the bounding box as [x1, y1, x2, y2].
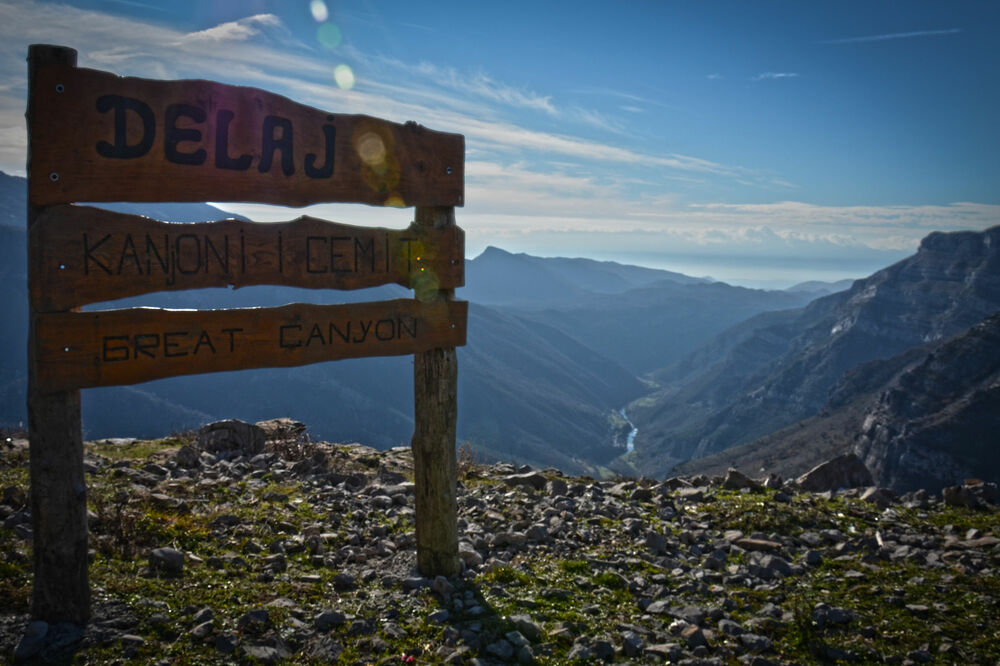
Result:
[822, 28, 961, 45]
[182, 14, 285, 43]
[752, 72, 799, 81]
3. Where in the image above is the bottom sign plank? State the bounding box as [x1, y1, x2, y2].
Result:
[34, 299, 467, 391]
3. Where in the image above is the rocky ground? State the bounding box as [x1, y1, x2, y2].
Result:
[1, 421, 999, 664]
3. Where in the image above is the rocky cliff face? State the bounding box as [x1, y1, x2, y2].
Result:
[854, 311, 1000, 492]
[634, 225, 1000, 476]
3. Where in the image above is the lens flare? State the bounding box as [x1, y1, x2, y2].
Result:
[334, 64, 355, 90]
[356, 131, 386, 166]
[309, 0, 329, 22]
[317, 22, 342, 48]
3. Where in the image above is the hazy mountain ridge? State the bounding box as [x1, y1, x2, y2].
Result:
[634, 225, 1000, 483]
[464, 246, 706, 307]
[674, 311, 1000, 493]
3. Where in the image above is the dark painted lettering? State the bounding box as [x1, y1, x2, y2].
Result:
[146, 234, 170, 276]
[95, 95, 155, 159]
[83, 233, 113, 275]
[163, 331, 188, 357]
[204, 236, 229, 274]
[164, 103, 207, 165]
[397, 316, 417, 339]
[304, 123, 335, 178]
[374, 318, 395, 341]
[401, 238, 416, 273]
[133, 333, 159, 359]
[193, 331, 216, 355]
[214, 109, 252, 170]
[329, 321, 349, 343]
[259, 115, 294, 176]
[175, 234, 201, 274]
[102, 335, 129, 362]
[352, 320, 372, 343]
[305, 323, 325, 346]
[279, 324, 302, 348]
[117, 234, 141, 275]
[330, 236, 350, 273]
[221, 328, 242, 352]
[355, 237, 375, 272]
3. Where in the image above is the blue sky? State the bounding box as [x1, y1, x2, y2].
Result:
[2, 0, 998, 286]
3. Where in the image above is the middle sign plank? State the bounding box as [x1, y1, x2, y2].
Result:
[34, 299, 468, 391]
[31, 205, 463, 311]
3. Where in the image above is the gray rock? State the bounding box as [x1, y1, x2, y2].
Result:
[149, 547, 185, 575]
[486, 639, 514, 660]
[190, 620, 214, 638]
[428, 610, 450, 623]
[723, 468, 762, 491]
[739, 633, 773, 651]
[314, 609, 347, 631]
[796, 453, 873, 492]
[303, 635, 344, 662]
[860, 486, 897, 508]
[14, 620, 48, 661]
[510, 614, 542, 642]
[718, 618, 744, 636]
[172, 445, 201, 469]
[198, 419, 265, 457]
[191, 607, 214, 625]
[622, 630, 644, 657]
[644, 643, 683, 661]
[504, 472, 547, 491]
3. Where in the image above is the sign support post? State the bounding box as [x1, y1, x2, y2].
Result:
[413, 206, 460, 576]
[27, 44, 91, 624]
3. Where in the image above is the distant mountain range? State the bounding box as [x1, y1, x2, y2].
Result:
[636, 225, 1000, 490]
[4, 169, 997, 490]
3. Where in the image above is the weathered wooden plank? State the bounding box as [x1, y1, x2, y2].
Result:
[27, 44, 91, 624]
[34, 299, 468, 391]
[28, 61, 464, 207]
[412, 205, 460, 577]
[30, 204, 464, 311]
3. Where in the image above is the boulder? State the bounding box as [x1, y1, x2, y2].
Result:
[796, 454, 873, 492]
[197, 419, 265, 457]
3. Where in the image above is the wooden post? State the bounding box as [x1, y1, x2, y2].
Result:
[412, 206, 460, 576]
[27, 44, 91, 623]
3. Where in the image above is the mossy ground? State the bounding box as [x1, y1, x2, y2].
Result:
[1, 439, 999, 663]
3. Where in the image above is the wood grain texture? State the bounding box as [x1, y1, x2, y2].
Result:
[34, 299, 468, 391]
[31, 204, 464, 311]
[27, 44, 91, 624]
[411, 205, 460, 577]
[29, 62, 464, 207]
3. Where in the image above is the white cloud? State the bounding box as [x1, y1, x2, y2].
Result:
[752, 72, 799, 81]
[822, 28, 961, 45]
[181, 14, 283, 44]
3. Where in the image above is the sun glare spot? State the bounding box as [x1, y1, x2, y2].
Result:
[317, 22, 342, 48]
[334, 64, 356, 89]
[309, 0, 329, 22]
[356, 132, 386, 165]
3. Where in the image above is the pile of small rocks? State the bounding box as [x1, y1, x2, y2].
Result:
[0, 420, 997, 664]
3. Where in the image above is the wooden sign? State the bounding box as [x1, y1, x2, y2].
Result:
[34, 299, 467, 391]
[31, 204, 464, 311]
[26, 45, 465, 625]
[28, 62, 464, 208]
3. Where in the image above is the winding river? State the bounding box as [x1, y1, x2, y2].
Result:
[619, 407, 638, 453]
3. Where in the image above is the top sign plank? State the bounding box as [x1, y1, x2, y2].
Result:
[28, 62, 464, 208]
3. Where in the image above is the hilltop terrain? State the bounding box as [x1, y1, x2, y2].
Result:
[1, 425, 998, 664]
